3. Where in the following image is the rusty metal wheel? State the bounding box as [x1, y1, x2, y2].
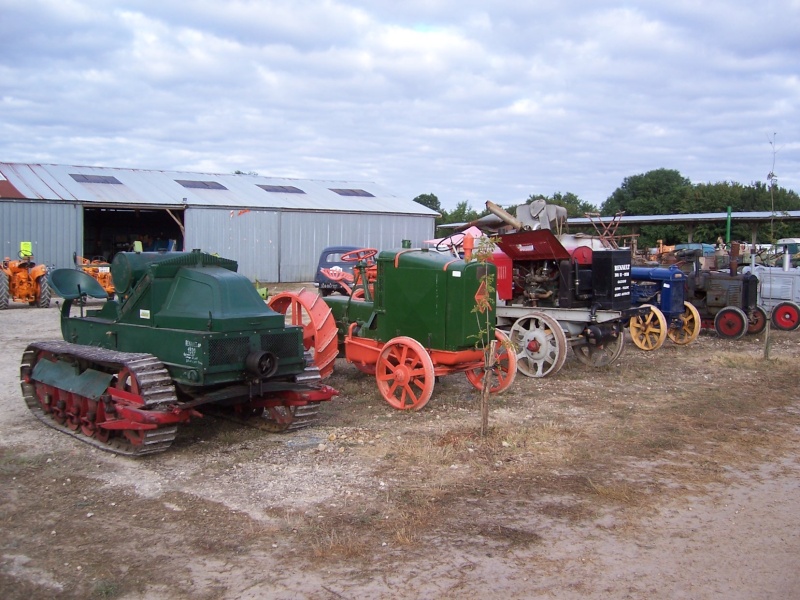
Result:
[375, 336, 435, 410]
[465, 329, 518, 393]
[574, 329, 626, 367]
[629, 304, 667, 351]
[747, 306, 768, 335]
[667, 301, 701, 345]
[268, 287, 339, 378]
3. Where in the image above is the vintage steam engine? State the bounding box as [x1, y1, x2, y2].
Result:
[485, 201, 644, 377]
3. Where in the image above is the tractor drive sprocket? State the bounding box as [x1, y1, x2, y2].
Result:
[20, 341, 181, 456]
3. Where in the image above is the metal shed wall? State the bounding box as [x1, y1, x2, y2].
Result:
[0, 201, 82, 270]
[279, 211, 434, 282]
[184, 207, 435, 282]
[184, 208, 282, 282]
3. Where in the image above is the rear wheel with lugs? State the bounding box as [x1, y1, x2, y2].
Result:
[268, 288, 339, 378]
[0, 273, 8, 310]
[37, 276, 51, 308]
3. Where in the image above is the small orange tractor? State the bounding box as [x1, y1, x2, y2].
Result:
[74, 253, 115, 298]
[0, 244, 51, 309]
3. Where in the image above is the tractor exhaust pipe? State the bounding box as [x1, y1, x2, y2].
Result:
[486, 201, 524, 231]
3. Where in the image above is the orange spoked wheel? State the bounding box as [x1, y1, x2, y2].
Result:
[465, 330, 518, 393]
[268, 288, 339, 378]
[375, 336, 434, 410]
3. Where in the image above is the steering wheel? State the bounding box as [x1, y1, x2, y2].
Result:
[341, 248, 378, 263]
[434, 233, 464, 255]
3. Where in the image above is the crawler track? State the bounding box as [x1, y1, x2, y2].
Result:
[20, 341, 180, 456]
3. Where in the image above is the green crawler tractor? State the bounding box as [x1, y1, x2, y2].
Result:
[20, 250, 337, 456]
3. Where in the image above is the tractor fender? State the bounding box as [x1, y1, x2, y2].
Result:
[30, 264, 48, 279]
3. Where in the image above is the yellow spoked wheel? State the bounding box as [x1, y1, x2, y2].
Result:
[667, 301, 701, 345]
[629, 304, 667, 351]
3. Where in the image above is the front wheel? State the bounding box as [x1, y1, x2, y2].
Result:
[628, 304, 667, 351]
[465, 330, 518, 393]
[668, 302, 702, 345]
[375, 337, 435, 410]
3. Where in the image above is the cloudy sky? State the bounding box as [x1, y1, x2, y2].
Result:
[2, 1, 798, 211]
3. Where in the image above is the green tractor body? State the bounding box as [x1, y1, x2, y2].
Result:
[59, 251, 305, 387]
[325, 248, 496, 352]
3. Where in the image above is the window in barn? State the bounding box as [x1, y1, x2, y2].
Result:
[70, 174, 123, 184]
[329, 188, 375, 197]
[257, 185, 306, 194]
[175, 180, 228, 190]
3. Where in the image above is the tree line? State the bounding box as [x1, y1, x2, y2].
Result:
[414, 168, 800, 248]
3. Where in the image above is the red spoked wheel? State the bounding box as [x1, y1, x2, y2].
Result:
[375, 337, 435, 410]
[714, 306, 748, 339]
[268, 288, 339, 378]
[341, 248, 378, 263]
[747, 306, 768, 335]
[771, 301, 800, 331]
[465, 329, 518, 393]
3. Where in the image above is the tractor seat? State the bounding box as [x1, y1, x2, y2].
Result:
[49, 269, 109, 300]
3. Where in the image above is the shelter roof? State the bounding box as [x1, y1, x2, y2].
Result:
[0, 162, 438, 216]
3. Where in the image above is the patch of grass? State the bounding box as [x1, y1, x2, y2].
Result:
[0, 450, 47, 475]
[586, 478, 640, 505]
[90, 580, 121, 599]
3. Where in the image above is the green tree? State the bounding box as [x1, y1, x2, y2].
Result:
[446, 201, 482, 225]
[414, 193, 448, 231]
[413, 193, 442, 213]
[601, 169, 692, 216]
[526, 192, 596, 218]
[601, 169, 693, 247]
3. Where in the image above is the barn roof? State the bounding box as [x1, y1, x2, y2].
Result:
[0, 162, 438, 216]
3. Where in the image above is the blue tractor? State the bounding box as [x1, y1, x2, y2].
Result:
[628, 264, 701, 350]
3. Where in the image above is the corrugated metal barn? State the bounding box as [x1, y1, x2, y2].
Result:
[0, 163, 437, 282]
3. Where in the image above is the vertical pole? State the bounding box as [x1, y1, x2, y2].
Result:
[726, 206, 732, 245]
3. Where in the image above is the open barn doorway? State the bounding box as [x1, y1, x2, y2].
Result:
[82, 207, 185, 263]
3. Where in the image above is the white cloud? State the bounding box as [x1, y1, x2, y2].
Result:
[0, 0, 798, 210]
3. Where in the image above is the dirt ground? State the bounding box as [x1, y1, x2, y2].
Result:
[1, 293, 800, 599]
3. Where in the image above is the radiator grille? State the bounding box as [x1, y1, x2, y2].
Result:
[261, 330, 300, 357]
[209, 337, 250, 366]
